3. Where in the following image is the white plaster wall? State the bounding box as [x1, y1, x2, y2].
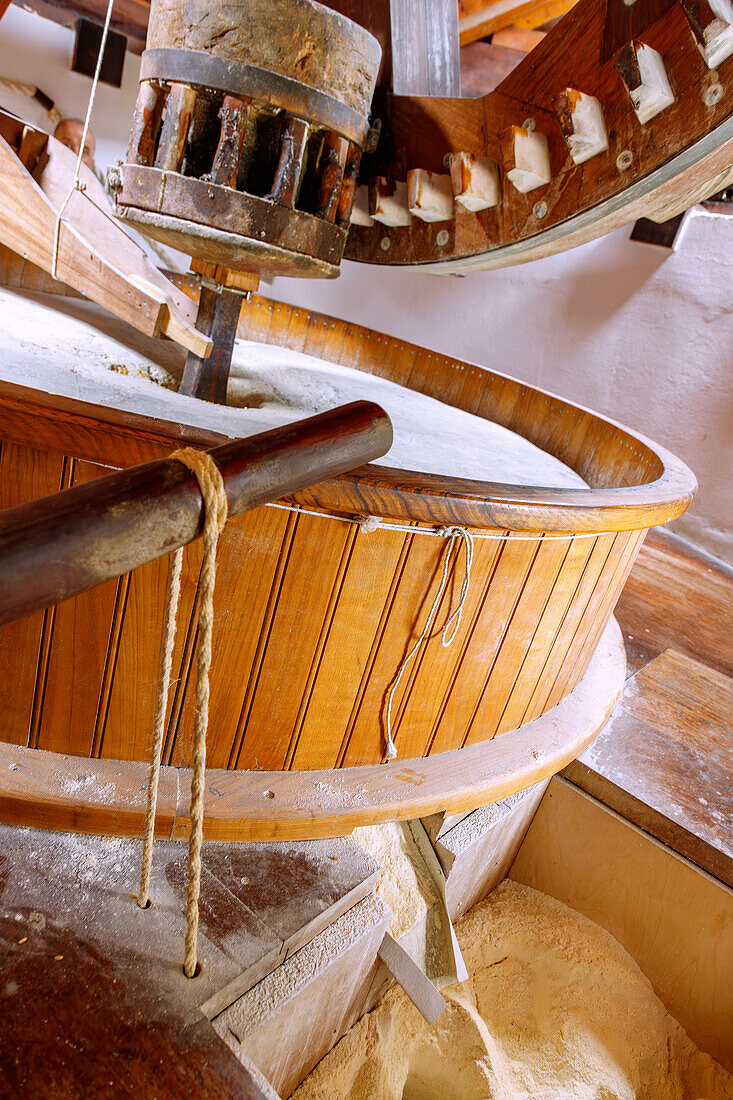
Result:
[271, 217, 733, 564]
[0, 5, 140, 170]
[0, 6, 730, 562]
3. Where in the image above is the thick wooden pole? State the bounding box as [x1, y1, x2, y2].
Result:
[0, 401, 392, 627]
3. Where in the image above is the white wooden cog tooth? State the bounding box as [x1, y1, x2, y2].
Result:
[406, 169, 454, 223]
[615, 41, 675, 125]
[503, 126, 551, 194]
[682, 0, 733, 68]
[449, 152, 500, 212]
[552, 89, 609, 165]
[350, 184, 374, 227]
[369, 177, 412, 227]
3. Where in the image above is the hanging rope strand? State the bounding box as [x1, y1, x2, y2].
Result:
[382, 526, 474, 762]
[51, 0, 115, 279]
[174, 449, 228, 979]
[135, 448, 228, 980]
[137, 546, 184, 908]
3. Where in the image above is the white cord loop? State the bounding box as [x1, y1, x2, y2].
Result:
[383, 526, 474, 762]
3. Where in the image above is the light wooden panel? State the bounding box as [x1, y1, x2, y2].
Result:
[510, 777, 733, 1072]
[233, 513, 354, 771]
[171, 505, 294, 769]
[0, 442, 66, 745]
[36, 460, 121, 756]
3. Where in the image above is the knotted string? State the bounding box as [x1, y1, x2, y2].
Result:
[137, 447, 228, 980]
[382, 526, 474, 762]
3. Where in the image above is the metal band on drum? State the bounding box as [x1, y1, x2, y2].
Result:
[140, 48, 370, 145]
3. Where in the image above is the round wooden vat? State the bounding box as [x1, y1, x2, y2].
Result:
[0, 297, 695, 834]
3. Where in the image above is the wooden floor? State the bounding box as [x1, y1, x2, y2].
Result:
[566, 529, 733, 886]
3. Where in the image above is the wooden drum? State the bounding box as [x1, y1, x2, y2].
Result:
[0, 298, 695, 839]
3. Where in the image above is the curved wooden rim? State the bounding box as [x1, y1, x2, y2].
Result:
[0, 620, 625, 842]
[0, 291, 696, 537]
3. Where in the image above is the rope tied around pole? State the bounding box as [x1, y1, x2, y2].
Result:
[136, 447, 228, 980]
[382, 526, 474, 762]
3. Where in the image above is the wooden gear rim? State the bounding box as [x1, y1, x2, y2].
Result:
[0, 620, 625, 841]
[140, 48, 371, 145]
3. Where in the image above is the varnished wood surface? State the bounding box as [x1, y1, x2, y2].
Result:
[565, 648, 733, 887]
[0, 295, 693, 772]
[346, 0, 733, 270]
[0, 620, 625, 840]
[615, 529, 733, 680]
[0, 400, 392, 626]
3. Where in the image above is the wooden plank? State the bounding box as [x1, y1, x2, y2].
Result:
[290, 523, 412, 769]
[0, 443, 66, 745]
[565, 648, 733, 886]
[496, 534, 595, 733]
[339, 529, 451, 765]
[0, 620, 625, 840]
[216, 895, 390, 1099]
[467, 536, 572, 738]
[510, 777, 733, 1072]
[615, 530, 733, 680]
[520, 532, 615, 721]
[202, 836, 380, 958]
[393, 535, 505, 760]
[0, 133, 209, 357]
[171, 506, 294, 770]
[459, 0, 576, 44]
[233, 513, 353, 771]
[35, 460, 118, 756]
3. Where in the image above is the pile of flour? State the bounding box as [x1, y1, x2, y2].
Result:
[292, 880, 733, 1100]
[0, 287, 587, 489]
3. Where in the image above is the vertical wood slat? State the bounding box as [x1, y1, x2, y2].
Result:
[519, 533, 615, 724]
[545, 530, 645, 711]
[389, 535, 505, 761]
[429, 539, 539, 754]
[0, 442, 66, 746]
[465, 537, 572, 742]
[340, 532, 450, 766]
[495, 535, 596, 735]
[35, 460, 121, 756]
[233, 513, 353, 772]
[289, 525, 413, 770]
[98, 537, 202, 763]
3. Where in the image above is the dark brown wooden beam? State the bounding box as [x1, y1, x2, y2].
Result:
[0, 401, 392, 626]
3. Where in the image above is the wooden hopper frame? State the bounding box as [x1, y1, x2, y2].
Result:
[0, 297, 695, 841]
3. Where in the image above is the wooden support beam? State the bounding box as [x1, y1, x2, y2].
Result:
[0, 401, 393, 627]
[210, 95, 250, 188]
[315, 131, 350, 222]
[392, 0, 460, 94]
[269, 117, 310, 208]
[154, 83, 196, 173]
[459, 0, 577, 45]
